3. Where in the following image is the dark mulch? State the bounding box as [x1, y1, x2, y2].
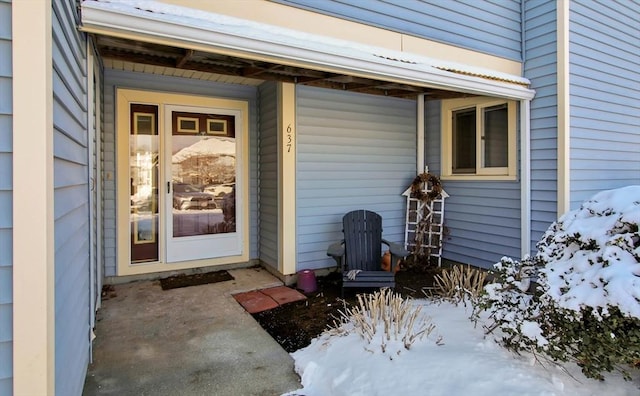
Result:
[160, 270, 234, 290]
[252, 266, 441, 353]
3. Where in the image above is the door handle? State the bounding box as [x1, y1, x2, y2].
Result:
[167, 182, 171, 193]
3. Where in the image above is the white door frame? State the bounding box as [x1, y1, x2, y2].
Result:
[87, 40, 103, 330]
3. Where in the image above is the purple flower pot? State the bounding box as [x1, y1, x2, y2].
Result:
[297, 269, 317, 293]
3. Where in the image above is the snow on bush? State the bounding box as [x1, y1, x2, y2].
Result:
[474, 186, 640, 380]
[538, 186, 640, 318]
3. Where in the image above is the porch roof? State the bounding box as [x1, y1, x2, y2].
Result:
[80, 0, 535, 101]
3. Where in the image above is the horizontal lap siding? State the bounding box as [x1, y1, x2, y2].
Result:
[0, 0, 11, 394]
[273, 0, 522, 60]
[52, 1, 90, 395]
[439, 181, 521, 268]
[102, 69, 259, 276]
[102, 71, 115, 276]
[258, 82, 278, 269]
[296, 86, 416, 270]
[568, 1, 640, 207]
[525, 0, 558, 252]
[425, 100, 520, 268]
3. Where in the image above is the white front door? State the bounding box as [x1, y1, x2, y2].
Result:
[164, 105, 244, 262]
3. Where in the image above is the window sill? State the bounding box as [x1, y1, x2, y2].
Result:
[440, 174, 518, 182]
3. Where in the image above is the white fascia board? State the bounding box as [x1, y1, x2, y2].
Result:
[81, 0, 535, 101]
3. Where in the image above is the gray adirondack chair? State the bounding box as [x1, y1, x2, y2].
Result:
[327, 210, 409, 294]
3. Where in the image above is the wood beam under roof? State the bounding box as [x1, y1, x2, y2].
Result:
[93, 34, 468, 100]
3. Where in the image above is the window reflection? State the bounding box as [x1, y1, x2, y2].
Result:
[171, 111, 236, 237]
[130, 105, 159, 263]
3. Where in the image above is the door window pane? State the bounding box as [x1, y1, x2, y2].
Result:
[452, 108, 476, 174]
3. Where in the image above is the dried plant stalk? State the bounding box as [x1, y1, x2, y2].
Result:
[330, 288, 436, 351]
[434, 265, 488, 302]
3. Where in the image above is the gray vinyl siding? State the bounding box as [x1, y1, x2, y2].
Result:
[102, 69, 259, 276]
[524, 0, 558, 252]
[272, 0, 522, 60]
[296, 86, 416, 270]
[425, 102, 521, 269]
[568, 1, 640, 207]
[52, 1, 90, 395]
[438, 182, 521, 268]
[258, 82, 279, 269]
[0, 0, 12, 393]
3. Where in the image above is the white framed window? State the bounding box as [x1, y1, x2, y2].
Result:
[441, 97, 517, 180]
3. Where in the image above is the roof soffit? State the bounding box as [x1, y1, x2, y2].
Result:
[80, 0, 535, 101]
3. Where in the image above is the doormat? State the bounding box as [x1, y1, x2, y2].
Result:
[160, 270, 234, 290]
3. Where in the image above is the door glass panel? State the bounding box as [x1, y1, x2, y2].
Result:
[130, 104, 159, 263]
[171, 111, 236, 238]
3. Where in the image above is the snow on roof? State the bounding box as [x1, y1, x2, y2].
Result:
[81, 0, 535, 99]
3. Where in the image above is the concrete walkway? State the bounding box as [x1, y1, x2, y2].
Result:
[83, 267, 302, 396]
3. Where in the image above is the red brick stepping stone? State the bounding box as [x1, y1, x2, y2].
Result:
[233, 287, 307, 314]
[233, 290, 279, 314]
[261, 286, 306, 305]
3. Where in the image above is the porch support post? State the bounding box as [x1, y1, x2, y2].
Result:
[557, 0, 571, 216]
[520, 99, 531, 258]
[416, 94, 425, 173]
[12, 0, 55, 394]
[278, 82, 297, 275]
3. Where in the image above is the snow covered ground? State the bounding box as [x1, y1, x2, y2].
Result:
[288, 187, 640, 396]
[287, 300, 640, 396]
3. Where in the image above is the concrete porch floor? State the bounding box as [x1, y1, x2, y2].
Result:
[83, 267, 302, 396]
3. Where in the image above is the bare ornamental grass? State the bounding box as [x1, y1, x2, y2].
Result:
[434, 265, 488, 303]
[331, 288, 438, 354]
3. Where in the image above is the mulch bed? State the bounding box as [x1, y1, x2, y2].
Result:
[252, 267, 441, 353]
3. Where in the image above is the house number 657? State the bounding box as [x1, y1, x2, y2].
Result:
[286, 124, 293, 153]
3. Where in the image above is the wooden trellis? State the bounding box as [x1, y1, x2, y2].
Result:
[402, 176, 448, 267]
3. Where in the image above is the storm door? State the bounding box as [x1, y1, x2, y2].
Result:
[164, 105, 243, 262]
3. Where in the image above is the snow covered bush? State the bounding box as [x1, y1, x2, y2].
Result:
[474, 186, 640, 380]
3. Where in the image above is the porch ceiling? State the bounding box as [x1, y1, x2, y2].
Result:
[94, 35, 467, 100]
